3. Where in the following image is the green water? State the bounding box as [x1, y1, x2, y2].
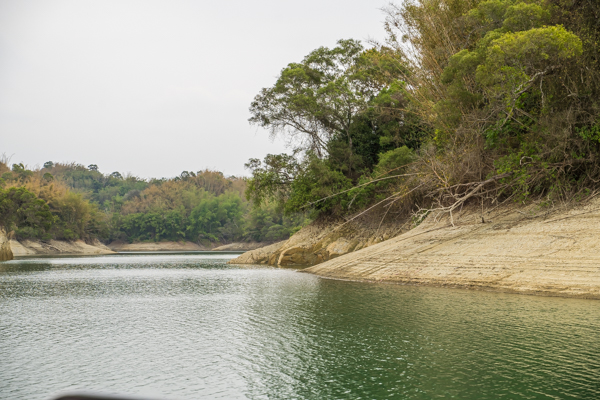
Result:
[0, 252, 598, 399]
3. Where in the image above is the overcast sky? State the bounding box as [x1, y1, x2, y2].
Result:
[0, 0, 389, 178]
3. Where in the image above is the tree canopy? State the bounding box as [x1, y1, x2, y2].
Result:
[250, 39, 411, 158]
[246, 0, 600, 222]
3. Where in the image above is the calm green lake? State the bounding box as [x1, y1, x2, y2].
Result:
[0, 252, 598, 399]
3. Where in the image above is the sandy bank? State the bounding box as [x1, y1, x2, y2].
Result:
[211, 242, 273, 251]
[108, 241, 270, 252]
[10, 238, 114, 256]
[303, 200, 600, 299]
[108, 241, 206, 252]
[228, 218, 406, 266]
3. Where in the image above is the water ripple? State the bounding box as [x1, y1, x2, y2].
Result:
[1, 253, 599, 399]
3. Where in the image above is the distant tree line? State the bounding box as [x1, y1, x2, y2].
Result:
[0, 158, 307, 244]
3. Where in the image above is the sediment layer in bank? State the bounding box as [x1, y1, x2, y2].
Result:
[303, 200, 600, 299]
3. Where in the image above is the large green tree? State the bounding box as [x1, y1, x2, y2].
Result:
[249, 39, 406, 158]
[247, 40, 425, 216]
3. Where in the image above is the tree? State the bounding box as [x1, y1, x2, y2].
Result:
[440, 1, 583, 140]
[11, 163, 33, 182]
[247, 40, 423, 215]
[0, 187, 54, 238]
[244, 154, 300, 208]
[250, 39, 399, 158]
[377, 0, 600, 210]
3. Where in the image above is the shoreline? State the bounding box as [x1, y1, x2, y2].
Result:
[223, 197, 600, 301]
[107, 241, 271, 253]
[9, 238, 114, 257]
[10, 249, 246, 258]
[300, 271, 600, 300]
[299, 199, 600, 301]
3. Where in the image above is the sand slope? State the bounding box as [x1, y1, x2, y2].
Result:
[107, 241, 206, 252]
[304, 200, 600, 299]
[228, 218, 406, 266]
[10, 239, 114, 256]
[108, 241, 271, 252]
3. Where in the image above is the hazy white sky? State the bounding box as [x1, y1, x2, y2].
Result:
[0, 0, 389, 178]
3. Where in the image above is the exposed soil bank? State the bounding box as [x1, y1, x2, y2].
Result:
[108, 241, 272, 252]
[2, 237, 268, 258]
[303, 199, 600, 299]
[10, 238, 114, 256]
[228, 217, 408, 266]
[108, 241, 205, 252]
[211, 242, 272, 251]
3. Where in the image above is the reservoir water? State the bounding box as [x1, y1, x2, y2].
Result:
[0, 252, 599, 399]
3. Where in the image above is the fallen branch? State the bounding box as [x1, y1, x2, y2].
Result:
[423, 173, 514, 226]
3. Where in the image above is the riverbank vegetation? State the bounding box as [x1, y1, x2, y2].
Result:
[246, 0, 600, 225]
[0, 159, 307, 244]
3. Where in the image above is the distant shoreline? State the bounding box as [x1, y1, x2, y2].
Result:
[107, 241, 272, 253]
[0, 236, 273, 259]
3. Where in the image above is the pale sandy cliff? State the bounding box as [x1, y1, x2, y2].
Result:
[228, 198, 600, 299]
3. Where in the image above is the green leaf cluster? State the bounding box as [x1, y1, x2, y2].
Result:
[0, 187, 54, 239]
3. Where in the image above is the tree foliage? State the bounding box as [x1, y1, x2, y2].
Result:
[247, 0, 600, 223]
[247, 39, 427, 216]
[249, 40, 413, 158]
[0, 187, 54, 239]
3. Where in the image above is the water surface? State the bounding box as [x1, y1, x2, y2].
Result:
[0, 252, 599, 399]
